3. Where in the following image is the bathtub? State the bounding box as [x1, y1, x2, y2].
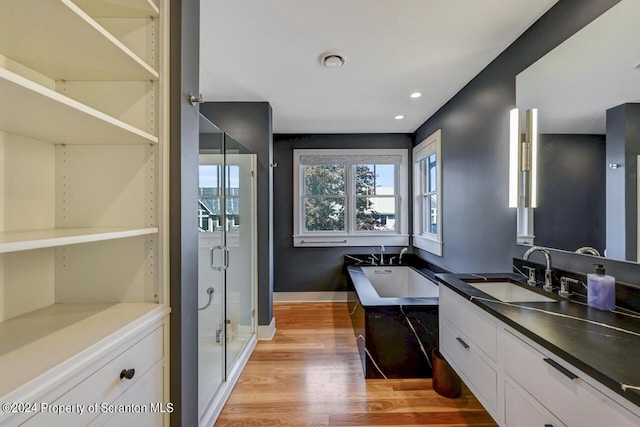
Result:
[346, 265, 440, 379]
[361, 266, 440, 299]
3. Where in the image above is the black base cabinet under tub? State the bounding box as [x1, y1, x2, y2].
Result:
[346, 265, 440, 379]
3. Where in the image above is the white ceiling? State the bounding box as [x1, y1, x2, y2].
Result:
[199, 0, 557, 134]
[517, 0, 640, 135]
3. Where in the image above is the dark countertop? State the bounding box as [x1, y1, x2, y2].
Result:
[436, 273, 640, 408]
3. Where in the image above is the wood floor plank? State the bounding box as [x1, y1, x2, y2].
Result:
[214, 302, 497, 427]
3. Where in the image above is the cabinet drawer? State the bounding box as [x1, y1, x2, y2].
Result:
[89, 360, 165, 427]
[505, 380, 565, 427]
[439, 286, 497, 361]
[504, 330, 640, 427]
[440, 318, 497, 413]
[22, 326, 163, 427]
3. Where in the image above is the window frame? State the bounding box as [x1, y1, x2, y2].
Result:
[293, 148, 409, 247]
[412, 130, 443, 256]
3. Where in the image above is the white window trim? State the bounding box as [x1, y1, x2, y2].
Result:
[412, 130, 443, 256]
[293, 148, 409, 247]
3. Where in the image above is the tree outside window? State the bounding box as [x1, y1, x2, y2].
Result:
[302, 163, 396, 232]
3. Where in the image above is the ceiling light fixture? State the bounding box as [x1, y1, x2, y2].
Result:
[395, 115, 404, 120]
[410, 92, 422, 98]
[319, 51, 346, 68]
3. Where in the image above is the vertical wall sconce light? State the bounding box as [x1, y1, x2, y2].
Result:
[529, 108, 538, 208]
[509, 108, 538, 208]
[509, 109, 520, 208]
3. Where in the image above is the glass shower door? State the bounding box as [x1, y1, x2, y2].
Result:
[197, 116, 226, 420]
[223, 135, 257, 376]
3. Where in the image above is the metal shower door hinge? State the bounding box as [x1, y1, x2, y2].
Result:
[188, 93, 204, 105]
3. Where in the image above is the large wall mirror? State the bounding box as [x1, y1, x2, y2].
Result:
[515, 0, 640, 263]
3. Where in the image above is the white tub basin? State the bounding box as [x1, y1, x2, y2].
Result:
[465, 281, 557, 303]
[361, 266, 439, 298]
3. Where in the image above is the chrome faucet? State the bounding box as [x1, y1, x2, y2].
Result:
[575, 246, 601, 257]
[379, 245, 386, 265]
[523, 246, 553, 292]
[399, 247, 408, 265]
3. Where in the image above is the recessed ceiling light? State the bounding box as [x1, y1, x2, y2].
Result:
[395, 115, 404, 120]
[319, 51, 346, 68]
[410, 92, 422, 98]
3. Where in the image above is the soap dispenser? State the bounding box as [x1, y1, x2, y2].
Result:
[587, 264, 615, 311]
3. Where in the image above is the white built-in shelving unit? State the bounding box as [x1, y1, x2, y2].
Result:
[0, 0, 168, 425]
[0, 227, 159, 254]
[0, 67, 158, 144]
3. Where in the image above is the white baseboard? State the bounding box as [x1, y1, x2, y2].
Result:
[274, 291, 348, 302]
[257, 317, 276, 340]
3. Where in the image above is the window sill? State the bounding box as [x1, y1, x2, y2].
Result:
[293, 234, 409, 247]
[517, 234, 534, 245]
[413, 234, 442, 256]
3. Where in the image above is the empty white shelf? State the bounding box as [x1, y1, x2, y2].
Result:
[0, 67, 158, 145]
[0, 303, 161, 397]
[0, 227, 159, 254]
[0, 0, 158, 81]
[73, 0, 159, 18]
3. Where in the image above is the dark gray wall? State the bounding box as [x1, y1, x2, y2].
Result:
[169, 0, 199, 424]
[413, 0, 620, 274]
[273, 134, 413, 292]
[606, 103, 640, 262]
[200, 102, 274, 325]
[536, 134, 605, 253]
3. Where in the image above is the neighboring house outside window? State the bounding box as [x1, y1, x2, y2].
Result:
[293, 149, 409, 247]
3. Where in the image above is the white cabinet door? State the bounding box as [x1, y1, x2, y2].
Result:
[440, 318, 497, 414]
[505, 380, 565, 427]
[439, 286, 497, 361]
[504, 329, 640, 427]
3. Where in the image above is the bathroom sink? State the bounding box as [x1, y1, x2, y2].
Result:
[464, 280, 558, 303]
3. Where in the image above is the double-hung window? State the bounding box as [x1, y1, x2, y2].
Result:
[293, 149, 409, 247]
[413, 130, 442, 255]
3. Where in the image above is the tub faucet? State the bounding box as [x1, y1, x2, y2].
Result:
[399, 247, 408, 265]
[575, 246, 601, 257]
[523, 246, 553, 292]
[379, 245, 386, 265]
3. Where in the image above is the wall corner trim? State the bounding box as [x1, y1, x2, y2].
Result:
[257, 317, 276, 340]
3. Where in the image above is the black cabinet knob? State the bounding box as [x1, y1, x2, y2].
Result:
[119, 368, 135, 380]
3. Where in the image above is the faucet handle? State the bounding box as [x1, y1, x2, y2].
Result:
[523, 266, 537, 286]
[559, 277, 579, 298]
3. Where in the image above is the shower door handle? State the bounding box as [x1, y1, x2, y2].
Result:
[210, 245, 230, 271]
[223, 247, 230, 270]
[210, 245, 225, 271]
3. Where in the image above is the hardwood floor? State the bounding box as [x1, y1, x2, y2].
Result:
[215, 302, 497, 426]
